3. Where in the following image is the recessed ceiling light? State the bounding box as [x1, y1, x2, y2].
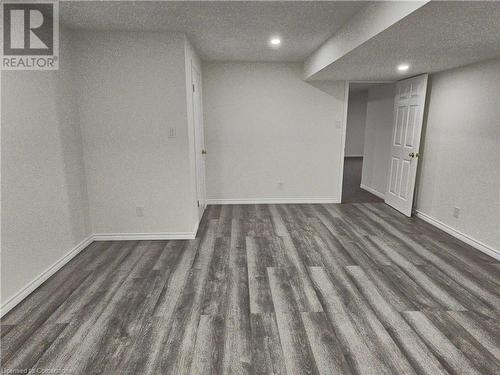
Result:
[398, 64, 409, 72]
[270, 37, 281, 47]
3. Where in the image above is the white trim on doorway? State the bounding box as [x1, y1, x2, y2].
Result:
[337, 81, 350, 203]
[339, 80, 395, 203]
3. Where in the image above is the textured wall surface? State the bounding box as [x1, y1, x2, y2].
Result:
[203, 62, 346, 202]
[416, 58, 500, 250]
[1, 29, 91, 304]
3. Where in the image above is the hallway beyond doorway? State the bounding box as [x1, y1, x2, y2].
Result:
[342, 157, 383, 203]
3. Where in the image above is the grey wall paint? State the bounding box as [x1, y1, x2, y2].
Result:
[345, 90, 368, 157]
[1, 28, 91, 304]
[416, 58, 500, 250]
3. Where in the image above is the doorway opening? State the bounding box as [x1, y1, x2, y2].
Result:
[341, 82, 395, 204]
[340, 76, 429, 217]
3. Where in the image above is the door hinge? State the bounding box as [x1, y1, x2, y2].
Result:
[192, 84, 195, 92]
[197, 200, 200, 207]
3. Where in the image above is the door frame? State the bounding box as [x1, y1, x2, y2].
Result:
[191, 61, 206, 220]
[338, 81, 350, 203]
[338, 80, 394, 203]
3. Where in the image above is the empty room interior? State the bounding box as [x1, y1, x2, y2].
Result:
[2, 1, 500, 374]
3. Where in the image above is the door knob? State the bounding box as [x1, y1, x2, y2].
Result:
[409, 152, 419, 158]
[201, 149, 207, 155]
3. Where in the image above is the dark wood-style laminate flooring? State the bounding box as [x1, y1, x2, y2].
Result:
[342, 157, 383, 203]
[1, 203, 499, 375]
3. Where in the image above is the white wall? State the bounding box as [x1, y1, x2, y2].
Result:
[416, 58, 500, 250]
[1, 28, 91, 306]
[360, 83, 395, 197]
[345, 90, 367, 157]
[74, 31, 197, 235]
[203, 62, 346, 202]
[1, 30, 204, 312]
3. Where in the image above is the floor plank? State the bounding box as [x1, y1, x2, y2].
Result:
[2, 202, 499, 375]
[403, 311, 482, 375]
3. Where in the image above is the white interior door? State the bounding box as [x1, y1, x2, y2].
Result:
[385, 74, 428, 216]
[192, 64, 206, 219]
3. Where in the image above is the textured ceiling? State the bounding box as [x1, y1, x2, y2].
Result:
[311, 1, 500, 81]
[60, 1, 367, 62]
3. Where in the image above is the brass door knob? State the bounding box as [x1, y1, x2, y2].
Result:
[201, 149, 207, 155]
[409, 152, 419, 158]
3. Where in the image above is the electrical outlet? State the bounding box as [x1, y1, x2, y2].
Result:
[453, 207, 460, 219]
[278, 182, 284, 190]
[168, 127, 176, 138]
[136, 206, 145, 217]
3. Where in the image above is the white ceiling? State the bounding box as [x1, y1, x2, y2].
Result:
[311, 1, 500, 81]
[60, 1, 366, 62]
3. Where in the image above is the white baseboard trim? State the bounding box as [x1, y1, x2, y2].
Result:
[415, 210, 500, 261]
[0, 235, 94, 318]
[93, 220, 199, 241]
[207, 198, 340, 205]
[0, 222, 201, 317]
[360, 184, 385, 199]
[92, 220, 200, 241]
[93, 231, 197, 241]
